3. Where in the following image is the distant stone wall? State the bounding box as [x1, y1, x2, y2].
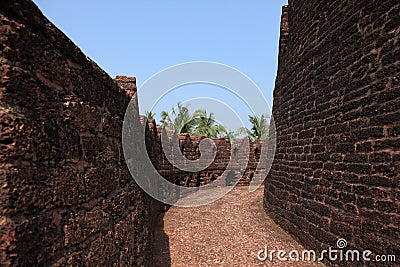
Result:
[144, 119, 265, 189]
[265, 1, 399, 265]
[0, 1, 158, 266]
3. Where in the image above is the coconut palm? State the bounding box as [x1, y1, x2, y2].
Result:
[160, 103, 198, 133]
[239, 114, 270, 142]
[191, 110, 224, 138]
[145, 111, 156, 119]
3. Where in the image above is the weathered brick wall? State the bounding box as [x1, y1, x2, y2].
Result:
[265, 0, 399, 265]
[144, 120, 265, 189]
[1, 1, 158, 266]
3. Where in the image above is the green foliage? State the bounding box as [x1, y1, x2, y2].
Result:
[159, 103, 268, 143]
[145, 111, 156, 119]
[239, 114, 270, 142]
[160, 103, 198, 133]
[191, 110, 224, 138]
[159, 104, 227, 139]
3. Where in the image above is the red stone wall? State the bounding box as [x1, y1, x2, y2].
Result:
[264, 1, 399, 265]
[0, 1, 269, 264]
[0, 1, 158, 266]
[145, 120, 265, 188]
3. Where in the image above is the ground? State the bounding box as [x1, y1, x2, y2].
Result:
[153, 186, 323, 266]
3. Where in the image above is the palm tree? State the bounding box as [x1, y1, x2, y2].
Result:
[239, 114, 270, 142]
[191, 110, 224, 138]
[160, 103, 198, 133]
[145, 111, 156, 119]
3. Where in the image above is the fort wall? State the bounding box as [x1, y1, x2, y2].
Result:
[264, 1, 400, 264]
[0, 1, 157, 265]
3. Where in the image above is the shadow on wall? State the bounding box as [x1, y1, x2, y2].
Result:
[152, 212, 172, 267]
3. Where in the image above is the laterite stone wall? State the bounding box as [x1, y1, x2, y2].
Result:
[265, 0, 399, 265]
[0, 1, 157, 265]
[144, 120, 265, 188]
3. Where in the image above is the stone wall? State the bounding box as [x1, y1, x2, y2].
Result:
[144, 119, 265, 188]
[0, 1, 270, 265]
[0, 1, 158, 266]
[265, 0, 399, 265]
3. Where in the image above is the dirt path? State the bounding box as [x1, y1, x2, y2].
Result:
[153, 186, 323, 267]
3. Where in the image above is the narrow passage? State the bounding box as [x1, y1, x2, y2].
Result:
[153, 187, 322, 266]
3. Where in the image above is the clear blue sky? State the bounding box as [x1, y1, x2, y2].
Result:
[33, 0, 287, 131]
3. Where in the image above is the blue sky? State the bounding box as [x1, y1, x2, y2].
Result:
[33, 0, 288, 131]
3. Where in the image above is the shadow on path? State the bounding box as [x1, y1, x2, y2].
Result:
[152, 208, 171, 267]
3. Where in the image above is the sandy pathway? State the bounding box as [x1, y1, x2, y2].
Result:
[153, 186, 323, 267]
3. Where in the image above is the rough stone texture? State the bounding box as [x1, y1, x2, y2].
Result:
[0, 1, 270, 265]
[5, 0, 398, 265]
[144, 119, 266, 188]
[0, 1, 157, 266]
[265, 1, 400, 266]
